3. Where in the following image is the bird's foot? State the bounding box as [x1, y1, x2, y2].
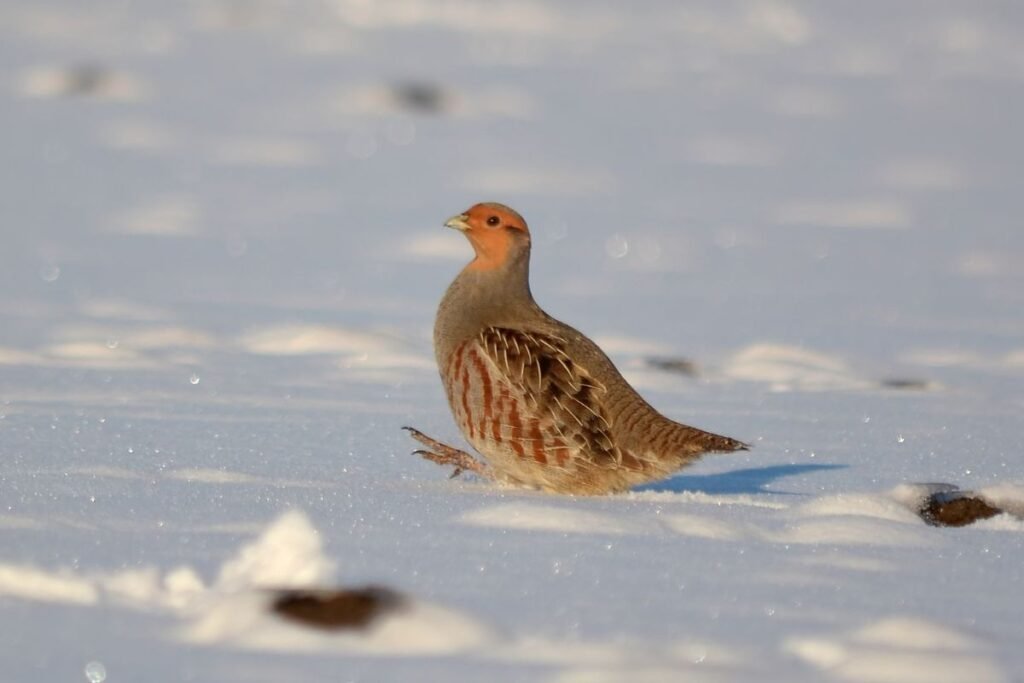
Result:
[402, 426, 490, 479]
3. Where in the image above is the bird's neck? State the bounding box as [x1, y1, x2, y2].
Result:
[434, 248, 539, 357]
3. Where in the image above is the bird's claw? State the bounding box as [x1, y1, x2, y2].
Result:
[404, 427, 490, 479]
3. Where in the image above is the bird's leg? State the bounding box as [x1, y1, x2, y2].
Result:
[402, 426, 491, 479]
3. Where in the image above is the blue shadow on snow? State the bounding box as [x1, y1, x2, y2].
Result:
[636, 463, 846, 496]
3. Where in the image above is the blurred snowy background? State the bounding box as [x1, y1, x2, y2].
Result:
[1, 1, 1022, 681]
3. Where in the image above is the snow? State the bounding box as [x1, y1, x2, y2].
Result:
[2, 0, 1023, 680]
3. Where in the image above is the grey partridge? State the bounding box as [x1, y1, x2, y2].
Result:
[405, 202, 748, 495]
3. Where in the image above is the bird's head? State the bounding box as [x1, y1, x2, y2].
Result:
[445, 202, 531, 271]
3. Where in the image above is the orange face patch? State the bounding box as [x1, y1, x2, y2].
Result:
[460, 203, 530, 271]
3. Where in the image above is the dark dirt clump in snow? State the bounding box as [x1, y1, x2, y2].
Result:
[920, 492, 1002, 527]
[880, 378, 933, 391]
[271, 586, 406, 631]
[646, 357, 700, 377]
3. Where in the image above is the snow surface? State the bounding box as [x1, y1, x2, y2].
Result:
[1, 0, 1023, 680]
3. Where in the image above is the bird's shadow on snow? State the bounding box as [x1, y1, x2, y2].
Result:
[637, 463, 846, 496]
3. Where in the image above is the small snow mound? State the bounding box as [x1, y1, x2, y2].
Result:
[797, 492, 924, 524]
[975, 483, 1024, 518]
[888, 483, 960, 511]
[771, 492, 933, 546]
[0, 510, 492, 656]
[855, 617, 980, 650]
[772, 517, 931, 547]
[356, 601, 491, 654]
[18, 64, 149, 101]
[215, 510, 334, 591]
[100, 567, 177, 608]
[0, 565, 98, 604]
[238, 324, 433, 371]
[182, 589, 491, 655]
[889, 483, 1024, 527]
[785, 616, 1005, 683]
[722, 343, 870, 391]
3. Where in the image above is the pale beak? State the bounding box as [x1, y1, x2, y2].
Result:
[444, 213, 470, 231]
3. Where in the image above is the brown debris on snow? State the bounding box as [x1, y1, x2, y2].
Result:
[919, 491, 1003, 527]
[270, 586, 406, 631]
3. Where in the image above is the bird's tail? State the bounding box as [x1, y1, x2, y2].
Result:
[666, 420, 750, 455]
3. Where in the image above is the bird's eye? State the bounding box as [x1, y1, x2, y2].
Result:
[486, 215, 500, 227]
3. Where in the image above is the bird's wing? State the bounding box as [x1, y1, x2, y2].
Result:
[473, 326, 626, 470]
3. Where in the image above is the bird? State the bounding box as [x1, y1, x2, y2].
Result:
[404, 202, 748, 495]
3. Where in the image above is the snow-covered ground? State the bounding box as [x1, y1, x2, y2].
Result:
[2, 1, 1023, 680]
